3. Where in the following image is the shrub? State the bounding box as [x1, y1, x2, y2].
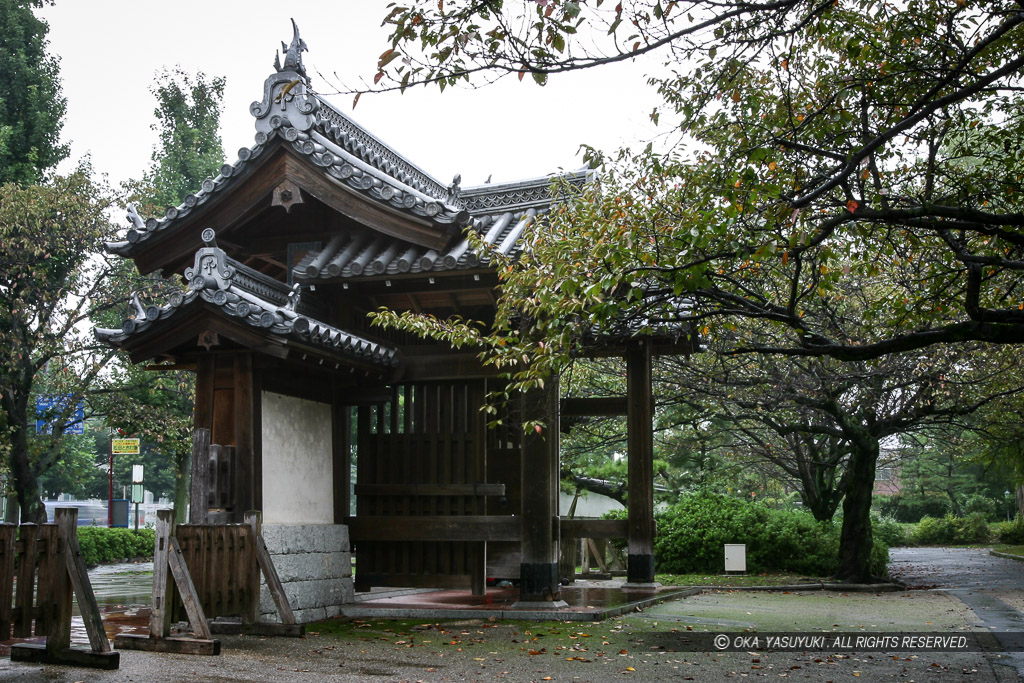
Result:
[910, 516, 956, 545]
[76, 527, 155, 566]
[646, 492, 889, 577]
[954, 513, 991, 543]
[993, 516, 1024, 544]
[891, 495, 951, 523]
[909, 513, 989, 545]
[872, 515, 906, 547]
[961, 494, 998, 521]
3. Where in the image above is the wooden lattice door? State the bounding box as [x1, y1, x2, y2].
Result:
[354, 380, 506, 590]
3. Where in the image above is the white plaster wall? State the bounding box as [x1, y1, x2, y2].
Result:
[261, 391, 333, 524]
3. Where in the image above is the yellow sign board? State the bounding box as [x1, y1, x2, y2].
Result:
[111, 438, 140, 455]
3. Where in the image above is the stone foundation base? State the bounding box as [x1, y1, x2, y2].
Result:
[259, 524, 353, 624]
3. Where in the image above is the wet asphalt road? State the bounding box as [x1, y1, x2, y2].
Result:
[890, 547, 1024, 591]
[891, 546, 1024, 678]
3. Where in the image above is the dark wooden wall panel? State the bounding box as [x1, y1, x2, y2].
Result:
[353, 379, 512, 590]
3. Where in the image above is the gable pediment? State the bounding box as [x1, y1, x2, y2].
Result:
[111, 139, 470, 276]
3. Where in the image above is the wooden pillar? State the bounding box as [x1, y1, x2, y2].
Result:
[517, 378, 564, 604]
[194, 356, 215, 430]
[191, 355, 216, 525]
[233, 353, 255, 520]
[626, 340, 657, 584]
[189, 429, 211, 524]
[332, 384, 351, 523]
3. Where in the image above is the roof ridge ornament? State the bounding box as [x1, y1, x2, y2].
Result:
[281, 19, 308, 79]
[447, 174, 462, 204]
[251, 20, 319, 134]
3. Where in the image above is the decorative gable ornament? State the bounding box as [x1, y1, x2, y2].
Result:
[252, 21, 319, 135]
[185, 229, 234, 292]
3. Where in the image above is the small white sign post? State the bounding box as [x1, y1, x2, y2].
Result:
[131, 465, 144, 531]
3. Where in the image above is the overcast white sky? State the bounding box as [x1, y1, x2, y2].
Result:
[38, 1, 662, 193]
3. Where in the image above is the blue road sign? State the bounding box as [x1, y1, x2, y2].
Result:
[35, 394, 85, 435]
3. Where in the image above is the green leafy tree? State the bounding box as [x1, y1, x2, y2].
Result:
[0, 0, 67, 185]
[0, 170, 119, 523]
[135, 68, 225, 212]
[369, 1, 1024, 582]
[102, 67, 225, 522]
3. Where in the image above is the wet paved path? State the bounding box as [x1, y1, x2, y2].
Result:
[890, 547, 1024, 677]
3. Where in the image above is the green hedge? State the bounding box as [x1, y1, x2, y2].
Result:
[908, 513, 990, 545]
[623, 492, 889, 577]
[76, 527, 155, 566]
[993, 516, 1024, 544]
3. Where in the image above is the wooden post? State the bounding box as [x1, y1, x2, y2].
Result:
[0, 524, 15, 639]
[35, 524, 59, 638]
[167, 536, 212, 639]
[13, 522, 36, 637]
[234, 353, 255, 520]
[10, 508, 119, 669]
[151, 509, 175, 638]
[516, 379, 564, 605]
[242, 511, 262, 625]
[332, 391, 351, 524]
[58, 508, 112, 654]
[41, 523, 67, 652]
[116, 508, 220, 655]
[239, 510, 303, 636]
[626, 341, 657, 585]
[189, 428, 211, 524]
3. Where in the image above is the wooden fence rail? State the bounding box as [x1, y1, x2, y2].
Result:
[115, 509, 300, 656]
[2, 509, 119, 670]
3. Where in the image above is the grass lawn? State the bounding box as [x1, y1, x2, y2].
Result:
[992, 544, 1024, 558]
[655, 572, 818, 587]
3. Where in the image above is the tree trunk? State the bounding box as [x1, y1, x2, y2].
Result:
[801, 490, 841, 522]
[834, 438, 879, 582]
[5, 391, 47, 525]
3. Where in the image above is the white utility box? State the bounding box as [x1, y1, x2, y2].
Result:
[724, 544, 747, 572]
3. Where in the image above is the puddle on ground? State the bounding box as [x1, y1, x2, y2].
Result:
[0, 561, 153, 654]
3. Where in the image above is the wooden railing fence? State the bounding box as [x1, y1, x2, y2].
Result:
[115, 509, 300, 656]
[2, 508, 119, 669]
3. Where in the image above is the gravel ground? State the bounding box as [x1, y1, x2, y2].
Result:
[1, 586, 1019, 682]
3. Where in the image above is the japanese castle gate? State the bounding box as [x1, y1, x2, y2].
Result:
[98, 26, 691, 620]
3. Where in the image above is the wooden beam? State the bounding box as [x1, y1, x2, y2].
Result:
[353, 483, 506, 497]
[113, 635, 220, 656]
[560, 397, 628, 418]
[346, 515, 521, 542]
[0, 524, 15, 638]
[559, 518, 629, 539]
[168, 536, 213, 640]
[10, 644, 120, 669]
[245, 511, 301, 631]
[332, 386, 350, 524]
[150, 510, 174, 638]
